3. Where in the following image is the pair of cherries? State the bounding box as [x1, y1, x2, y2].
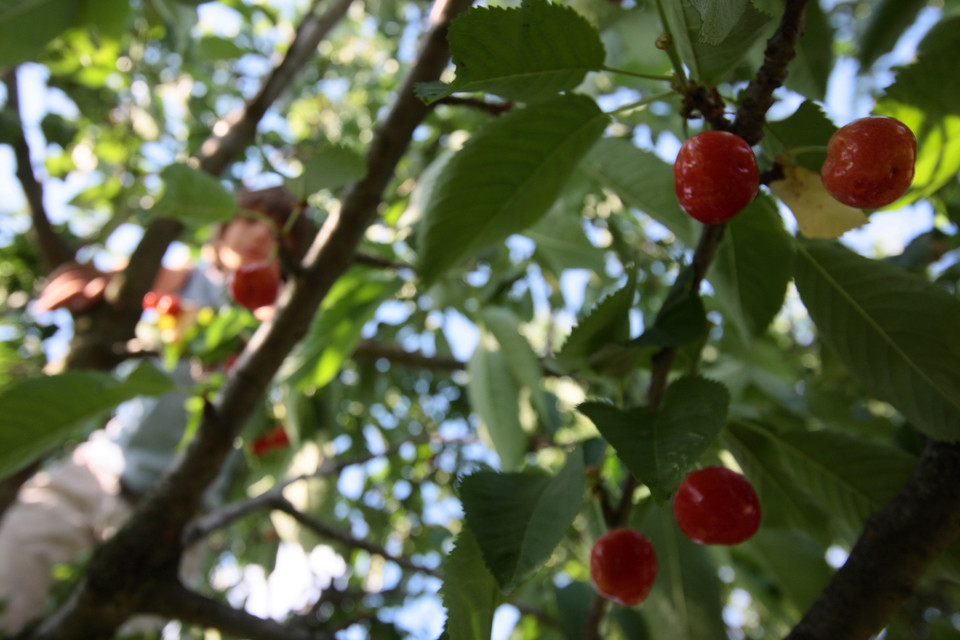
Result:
[674, 115, 917, 224]
[590, 466, 761, 606]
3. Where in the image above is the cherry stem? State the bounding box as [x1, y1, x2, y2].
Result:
[654, 0, 689, 89]
[600, 65, 677, 84]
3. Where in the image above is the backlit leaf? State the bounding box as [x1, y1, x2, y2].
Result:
[467, 330, 528, 471]
[277, 267, 402, 389]
[153, 163, 237, 225]
[769, 164, 868, 239]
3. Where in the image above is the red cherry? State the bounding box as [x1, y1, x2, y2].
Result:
[673, 130, 759, 224]
[820, 115, 916, 209]
[155, 293, 182, 317]
[672, 466, 761, 545]
[590, 528, 658, 606]
[229, 260, 281, 310]
[142, 290, 160, 310]
[250, 424, 290, 456]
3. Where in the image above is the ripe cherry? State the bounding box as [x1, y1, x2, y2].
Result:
[673, 466, 761, 545]
[250, 424, 290, 456]
[590, 528, 658, 606]
[154, 293, 183, 318]
[674, 130, 759, 224]
[820, 115, 916, 209]
[142, 290, 160, 310]
[229, 260, 281, 310]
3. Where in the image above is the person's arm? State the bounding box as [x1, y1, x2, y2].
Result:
[34, 263, 192, 313]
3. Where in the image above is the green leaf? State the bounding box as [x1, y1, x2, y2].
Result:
[417, 0, 606, 104]
[555, 270, 636, 367]
[882, 15, 960, 119]
[467, 330, 528, 471]
[784, 0, 832, 102]
[439, 528, 502, 640]
[745, 529, 833, 614]
[795, 240, 960, 441]
[639, 504, 726, 640]
[153, 163, 237, 225]
[689, 0, 749, 45]
[661, 0, 773, 85]
[416, 94, 608, 284]
[40, 113, 78, 148]
[0, 362, 174, 477]
[526, 198, 605, 277]
[579, 376, 730, 501]
[79, 0, 133, 40]
[762, 100, 835, 173]
[722, 420, 829, 535]
[580, 138, 699, 246]
[277, 267, 402, 389]
[633, 265, 707, 349]
[709, 194, 794, 339]
[874, 101, 960, 208]
[0, 0, 81, 66]
[555, 582, 597, 640]
[285, 145, 367, 199]
[480, 307, 549, 420]
[857, 0, 928, 69]
[459, 448, 585, 590]
[775, 428, 916, 541]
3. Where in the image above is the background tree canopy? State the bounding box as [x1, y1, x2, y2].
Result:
[2, 0, 960, 639]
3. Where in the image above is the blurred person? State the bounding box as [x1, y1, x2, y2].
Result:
[0, 186, 312, 636]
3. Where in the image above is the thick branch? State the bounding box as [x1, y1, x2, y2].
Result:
[734, 0, 810, 144]
[3, 69, 73, 270]
[146, 581, 329, 640]
[273, 497, 439, 577]
[352, 339, 466, 371]
[786, 440, 960, 640]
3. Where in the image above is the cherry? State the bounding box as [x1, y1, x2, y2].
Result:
[229, 260, 281, 310]
[673, 130, 759, 224]
[672, 466, 761, 545]
[590, 528, 658, 606]
[142, 290, 160, 310]
[250, 424, 290, 456]
[154, 293, 182, 317]
[820, 115, 916, 209]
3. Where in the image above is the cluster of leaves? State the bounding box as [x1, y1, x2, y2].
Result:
[1, 0, 960, 640]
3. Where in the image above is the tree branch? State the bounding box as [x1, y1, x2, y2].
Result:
[352, 339, 466, 371]
[272, 497, 439, 577]
[145, 580, 330, 640]
[3, 69, 73, 271]
[734, 0, 810, 144]
[786, 440, 960, 640]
